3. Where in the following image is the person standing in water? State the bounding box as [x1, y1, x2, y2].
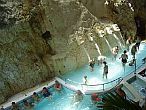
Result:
[119, 50, 128, 72]
[135, 36, 141, 50]
[131, 44, 137, 58]
[103, 61, 108, 79]
[89, 59, 95, 71]
[120, 50, 128, 66]
[112, 46, 119, 60]
[83, 76, 88, 85]
[126, 36, 132, 51]
[54, 80, 62, 92]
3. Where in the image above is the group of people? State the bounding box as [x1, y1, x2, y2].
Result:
[1, 81, 62, 110]
[112, 39, 138, 68]
[88, 56, 108, 80]
[1, 36, 144, 110]
[124, 36, 141, 66]
[126, 36, 141, 50]
[1, 81, 85, 110]
[88, 58, 110, 80]
[87, 35, 144, 108]
[87, 36, 142, 80]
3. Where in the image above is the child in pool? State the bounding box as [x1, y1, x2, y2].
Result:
[32, 92, 40, 103]
[42, 87, 52, 99]
[54, 80, 62, 92]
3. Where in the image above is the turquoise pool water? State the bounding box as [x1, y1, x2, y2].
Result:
[129, 77, 146, 97]
[34, 42, 146, 110]
[5, 42, 146, 110]
[34, 87, 97, 110]
[60, 42, 146, 90]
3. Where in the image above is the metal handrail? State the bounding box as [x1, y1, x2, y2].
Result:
[58, 73, 123, 91]
[124, 61, 145, 78]
[57, 62, 145, 92]
[81, 77, 123, 86]
[81, 77, 123, 91]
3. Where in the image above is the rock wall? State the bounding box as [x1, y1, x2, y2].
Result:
[101, 0, 137, 40]
[41, 0, 124, 73]
[80, 0, 107, 18]
[0, 0, 129, 104]
[132, 0, 146, 39]
[81, 0, 145, 40]
[0, 22, 54, 103]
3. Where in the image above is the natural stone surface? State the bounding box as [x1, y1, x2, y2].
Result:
[0, 22, 53, 103]
[104, 0, 136, 40]
[79, 0, 107, 18]
[0, 0, 145, 104]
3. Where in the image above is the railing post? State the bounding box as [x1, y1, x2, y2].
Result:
[118, 78, 120, 83]
[65, 78, 67, 84]
[81, 84, 83, 90]
[134, 58, 137, 74]
[103, 84, 104, 91]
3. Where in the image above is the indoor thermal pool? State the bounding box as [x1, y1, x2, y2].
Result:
[5, 86, 98, 110]
[3, 42, 146, 110]
[59, 42, 146, 91]
[34, 42, 146, 110]
[1, 0, 146, 110]
[34, 87, 97, 110]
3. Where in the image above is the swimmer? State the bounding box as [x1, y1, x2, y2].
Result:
[42, 87, 52, 99]
[54, 80, 62, 92]
[23, 99, 33, 110]
[11, 102, 20, 110]
[32, 92, 40, 103]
